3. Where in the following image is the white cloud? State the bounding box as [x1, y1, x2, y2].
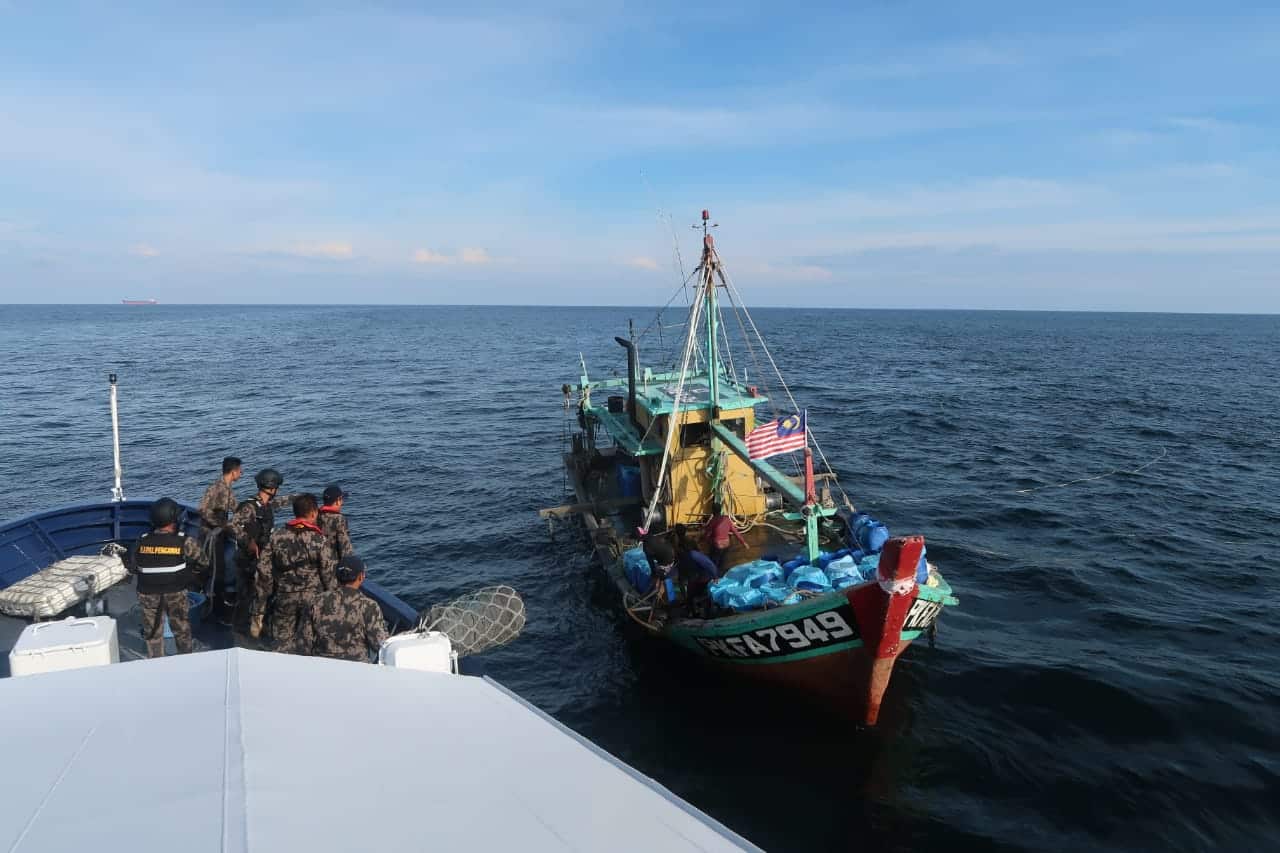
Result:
[624, 256, 661, 270]
[1094, 129, 1162, 148]
[412, 248, 452, 264]
[737, 178, 1093, 226]
[129, 243, 160, 257]
[785, 216, 1280, 254]
[737, 261, 834, 282]
[1161, 162, 1241, 179]
[411, 246, 492, 265]
[1166, 116, 1240, 134]
[285, 241, 354, 260]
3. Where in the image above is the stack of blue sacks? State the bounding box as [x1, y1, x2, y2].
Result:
[700, 512, 929, 613]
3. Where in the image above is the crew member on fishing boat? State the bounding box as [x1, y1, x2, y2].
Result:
[703, 501, 749, 570]
[673, 524, 719, 610]
[317, 484, 354, 564]
[129, 498, 208, 658]
[197, 456, 241, 623]
[300, 555, 387, 662]
[250, 493, 337, 652]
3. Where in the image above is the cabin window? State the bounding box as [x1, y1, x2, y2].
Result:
[722, 418, 746, 440]
[680, 421, 711, 447]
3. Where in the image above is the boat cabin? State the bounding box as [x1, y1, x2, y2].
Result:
[574, 364, 772, 526]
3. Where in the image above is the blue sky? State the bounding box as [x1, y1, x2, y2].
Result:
[1, 1, 1278, 310]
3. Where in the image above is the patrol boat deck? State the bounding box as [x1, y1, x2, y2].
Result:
[0, 500, 416, 676]
[1, 505, 758, 850]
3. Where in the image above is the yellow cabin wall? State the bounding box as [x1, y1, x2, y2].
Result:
[640, 405, 767, 525]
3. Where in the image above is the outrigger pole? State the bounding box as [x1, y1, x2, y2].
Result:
[108, 373, 125, 502]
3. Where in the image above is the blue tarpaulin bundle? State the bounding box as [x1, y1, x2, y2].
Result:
[849, 512, 890, 554]
[708, 553, 887, 612]
[623, 546, 652, 594]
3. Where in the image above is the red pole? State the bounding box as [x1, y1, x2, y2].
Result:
[803, 446, 817, 505]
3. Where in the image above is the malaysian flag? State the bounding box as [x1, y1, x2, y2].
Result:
[745, 412, 807, 460]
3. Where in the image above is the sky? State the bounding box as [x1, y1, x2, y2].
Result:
[1, 1, 1278, 311]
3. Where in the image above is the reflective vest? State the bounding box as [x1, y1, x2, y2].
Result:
[134, 530, 191, 595]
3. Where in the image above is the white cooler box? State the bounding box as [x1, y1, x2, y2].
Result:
[8, 616, 120, 677]
[378, 631, 457, 674]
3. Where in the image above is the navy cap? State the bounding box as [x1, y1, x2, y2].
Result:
[336, 555, 366, 583]
[322, 485, 348, 505]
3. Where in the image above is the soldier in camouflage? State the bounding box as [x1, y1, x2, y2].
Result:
[229, 468, 296, 642]
[301, 554, 388, 662]
[197, 456, 241, 622]
[318, 484, 355, 564]
[250, 492, 336, 653]
[129, 498, 208, 657]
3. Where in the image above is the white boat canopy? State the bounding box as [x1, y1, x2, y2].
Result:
[0, 649, 758, 852]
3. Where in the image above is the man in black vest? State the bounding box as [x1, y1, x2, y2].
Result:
[129, 498, 207, 658]
[229, 468, 295, 642]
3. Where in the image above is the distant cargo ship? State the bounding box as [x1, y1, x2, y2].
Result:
[121, 298, 158, 305]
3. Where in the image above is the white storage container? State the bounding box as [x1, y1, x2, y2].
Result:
[8, 616, 120, 677]
[378, 631, 456, 674]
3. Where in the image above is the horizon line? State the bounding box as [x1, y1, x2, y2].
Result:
[2, 303, 1278, 317]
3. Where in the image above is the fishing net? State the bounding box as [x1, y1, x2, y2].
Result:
[418, 585, 526, 657]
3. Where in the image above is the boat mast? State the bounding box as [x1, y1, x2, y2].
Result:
[697, 210, 730, 515]
[700, 210, 720, 415]
[108, 373, 125, 502]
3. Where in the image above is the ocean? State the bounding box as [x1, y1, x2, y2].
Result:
[1, 304, 1277, 851]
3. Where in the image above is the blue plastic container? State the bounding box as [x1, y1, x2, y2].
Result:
[622, 546, 652, 594]
[162, 591, 207, 639]
[616, 465, 642, 498]
[851, 513, 890, 554]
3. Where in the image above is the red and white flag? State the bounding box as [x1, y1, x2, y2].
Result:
[745, 412, 807, 460]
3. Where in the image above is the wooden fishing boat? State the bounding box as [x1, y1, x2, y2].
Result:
[553, 211, 959, 724]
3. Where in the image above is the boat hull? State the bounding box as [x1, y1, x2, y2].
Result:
[640, 567, 954, 719]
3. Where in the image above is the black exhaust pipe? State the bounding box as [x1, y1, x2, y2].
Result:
[614, 336, 640, 432]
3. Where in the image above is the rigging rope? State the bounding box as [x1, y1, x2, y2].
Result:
[720, 263, 855, 509]
[641, 262, 707, 533]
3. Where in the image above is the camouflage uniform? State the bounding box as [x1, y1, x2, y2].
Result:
[130, 534, 206, 657]
[317, 507, 354, 564]
[253, 519, 336, 653]
[301, 586, 388, 662]
[197, 478, 237, 617]
[197, 479, 237, 534]
[229, 493, 296, 639]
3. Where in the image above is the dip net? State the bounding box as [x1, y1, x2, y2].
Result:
[418, 585, 526, 657]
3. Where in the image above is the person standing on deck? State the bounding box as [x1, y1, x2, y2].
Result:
[317, 484, 354, 565]
[250, 493, 337, 653]
[703, 501, 749, 570]
[197, 456, 241, 624]
[128, 498, 208, 658]
[229, 468, 295, 643]
[300, 555, 387, 662]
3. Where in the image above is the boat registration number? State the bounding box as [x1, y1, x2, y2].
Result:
[694, 605, 860, 660]
[902, 598, 943, 632]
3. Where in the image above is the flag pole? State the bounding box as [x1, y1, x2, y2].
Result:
[801, 411, 820, 563]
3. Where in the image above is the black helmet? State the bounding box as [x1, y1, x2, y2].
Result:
[255, 468, 284, 490]
[336, 554, 367, 584]
[149, 497, 181, 528]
